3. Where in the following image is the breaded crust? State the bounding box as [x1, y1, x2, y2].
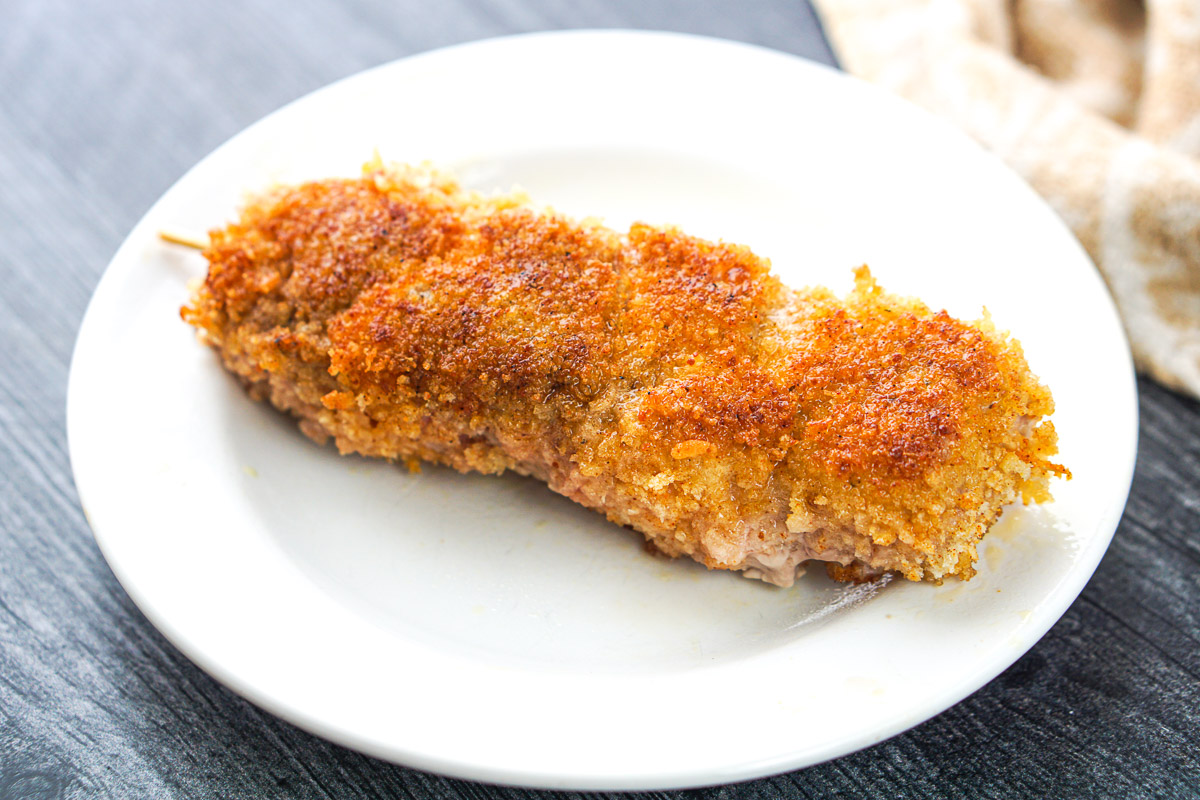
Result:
[183, 163, 1068, 585]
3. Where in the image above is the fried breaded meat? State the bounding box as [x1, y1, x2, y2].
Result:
[182, 162, 1068, 586]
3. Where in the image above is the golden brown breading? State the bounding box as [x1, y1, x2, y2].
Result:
[182, 162, 1067, 585]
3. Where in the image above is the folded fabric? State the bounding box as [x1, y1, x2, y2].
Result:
[812, 0, 1200, 398]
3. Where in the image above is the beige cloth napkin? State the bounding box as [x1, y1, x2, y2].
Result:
[811, 0, 1200, 398]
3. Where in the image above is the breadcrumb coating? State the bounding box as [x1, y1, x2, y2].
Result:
[182, 162, 1068, 585]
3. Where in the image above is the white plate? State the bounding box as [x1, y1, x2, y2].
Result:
[68, 31, 1137, 789]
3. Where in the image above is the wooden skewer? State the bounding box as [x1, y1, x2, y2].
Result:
[159, 228, 209, 250]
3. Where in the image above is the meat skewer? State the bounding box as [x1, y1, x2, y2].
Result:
[180, 162, 1067, 586]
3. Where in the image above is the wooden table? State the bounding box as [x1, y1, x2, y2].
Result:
[3, 1, 1197, 796]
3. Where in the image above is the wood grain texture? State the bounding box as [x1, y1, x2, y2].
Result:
[0, 0, 1196, 797]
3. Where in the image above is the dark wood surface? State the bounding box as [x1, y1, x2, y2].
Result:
[2, 1, 1197, 797]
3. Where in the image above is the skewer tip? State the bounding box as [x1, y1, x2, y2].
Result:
[159, 229, 209, 250]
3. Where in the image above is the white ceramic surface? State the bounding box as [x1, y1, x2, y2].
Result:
[68, 31, 1137, 790]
